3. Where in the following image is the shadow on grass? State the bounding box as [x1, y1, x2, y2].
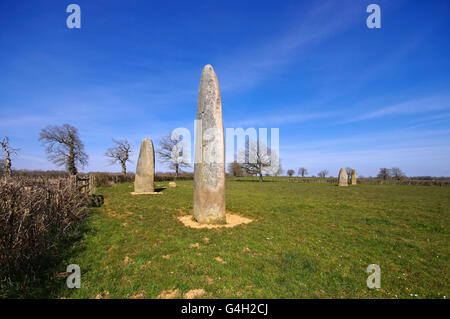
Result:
[88, 194, 104, 207]
[0, 216, 96, 298]
[231, 179, 278, 183]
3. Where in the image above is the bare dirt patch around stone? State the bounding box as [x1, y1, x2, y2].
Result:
[178, 213, 253, 229]
[130, 192, 163, 195]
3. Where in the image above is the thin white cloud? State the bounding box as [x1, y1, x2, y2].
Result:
[344, 93, 450, 123]
[0, 115, 56, 129]
[405, 112, 450, 130]
[283, 126, 450, 151]
[218, 2, 360, 92]
[229, 110, 336, 127]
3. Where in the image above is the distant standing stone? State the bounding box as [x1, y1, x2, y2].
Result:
[134, 138, 155, 193]
[168, 182, 177, 188]
[193, 64, 226, 224]
[338, 167, 348, 187]
[351, 169, 357, 185]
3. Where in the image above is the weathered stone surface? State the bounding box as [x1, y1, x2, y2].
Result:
[168, 182, 176, 188]
[134, 138, 155, 193]
[351, 169, 357, 185]
[338, 167, 348, 186]
[193, 65, 226, 224]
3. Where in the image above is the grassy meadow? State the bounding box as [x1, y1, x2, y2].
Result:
[6, 178, 450, 298]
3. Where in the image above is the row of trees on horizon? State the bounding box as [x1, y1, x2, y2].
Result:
[0, 124, 188, 178]
[2, 123, 278, 179]
[229, 164, 407, 182]
[0, 123, 428, 182]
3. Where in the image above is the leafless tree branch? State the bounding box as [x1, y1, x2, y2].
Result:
[156, 134, 190, 179]
[0, 137, 20, 175]
[105, 138, 132, 175]
[39, 124, 88, 175]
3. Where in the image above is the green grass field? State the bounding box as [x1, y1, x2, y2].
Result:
[16, 179, 450, 298]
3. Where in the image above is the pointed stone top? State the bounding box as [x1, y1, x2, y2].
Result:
[198, 64, 222, 119]
[203, 64, 214, 71]
[201, 64, 217, 77]
[140, 138, 153, 149]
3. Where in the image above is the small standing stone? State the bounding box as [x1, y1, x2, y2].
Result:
[338, 167, 348, 187]
[193, 64, 226, 224]
[351, 169, 357, 185]
[133, 138, 155, 193]
[168, 182, 177, 188]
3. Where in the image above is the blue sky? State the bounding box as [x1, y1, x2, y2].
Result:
[1, 0, 449, 176]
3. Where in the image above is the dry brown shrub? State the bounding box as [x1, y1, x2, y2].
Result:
[0, 176, 89, 280]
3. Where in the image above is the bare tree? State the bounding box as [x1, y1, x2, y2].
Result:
[390, 167, 405, 180]
[0, 137, 20, 176]
[287, 169, 295, 177]
[105, 138, 132, 175]
[298, 167, 308, 177]
[317, 169, 329, 178]
[228, 161, 244, 177]
[156, 134, 190, 179]
[39, 124, 88, 175]
[377, 168, 391, 180]
[239, 139, 279, 182]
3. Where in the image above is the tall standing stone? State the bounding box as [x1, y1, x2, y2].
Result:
[134, 138, 155, 193]
[338, 167, 348, 187]
[351, 169, 357, 185]
[194, 65, 226, 224]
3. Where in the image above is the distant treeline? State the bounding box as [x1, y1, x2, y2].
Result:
[7, 170, 450, 187]
[9, 170, 195, 187]
[283, 176, 450, 186]
[408, 176, 450, 180]
[11, 169, 70, 178]
[358, 177, 450, 186]
[89, 171, 194, 187]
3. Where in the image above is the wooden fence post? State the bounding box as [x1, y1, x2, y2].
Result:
[89, 175, 96, 195]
